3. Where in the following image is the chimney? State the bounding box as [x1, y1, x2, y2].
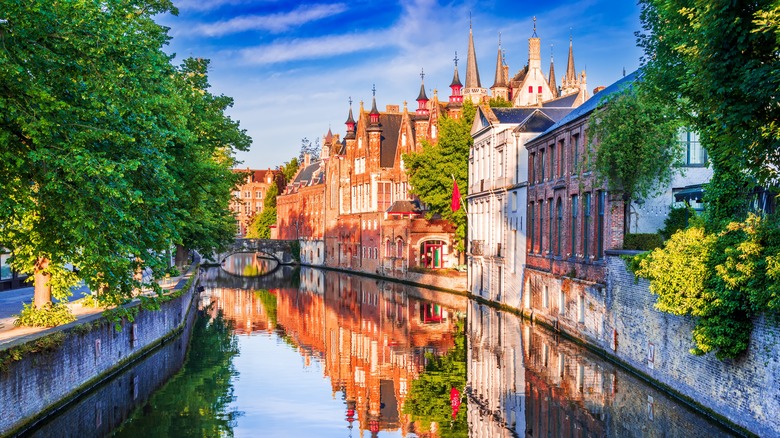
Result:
[304, 153, 311, 167]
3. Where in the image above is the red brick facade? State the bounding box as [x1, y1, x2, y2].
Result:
[230, 169, 284, 236]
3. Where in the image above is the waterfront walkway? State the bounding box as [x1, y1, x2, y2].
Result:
[0, 275, 187, 347]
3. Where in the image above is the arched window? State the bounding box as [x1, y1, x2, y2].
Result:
[396, 238, 404, 258]
[385, 239, 392, 257]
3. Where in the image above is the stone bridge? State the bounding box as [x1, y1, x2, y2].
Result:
[205, 239, 298, 266]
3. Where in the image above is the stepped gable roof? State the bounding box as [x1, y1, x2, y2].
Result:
[542, 92, 579, 108]
[512, 65, 529, 83]
[379, 113, 402, 168]
[386, 200, 423, 214]
[535, 70, 638, 140]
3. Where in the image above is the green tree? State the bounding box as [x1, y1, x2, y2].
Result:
[631, 0, 780, 359]
[281, 158, 299, 183]
[637, 0, 780, 223]
[585, 84, 683, 231]
[0, 1, 250, 319]
[404, 101, 475, 252]
[246, 182, 278, 239]
[488, 96, 512, 107]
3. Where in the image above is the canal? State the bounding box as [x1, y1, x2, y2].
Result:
[21, 253, 737, 437]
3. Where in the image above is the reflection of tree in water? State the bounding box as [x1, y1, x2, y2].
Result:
[254, 289, 277, 327]
[403, 320, 468, 438]
[115, 306, 242, 437]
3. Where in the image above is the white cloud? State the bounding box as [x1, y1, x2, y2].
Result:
[196, 3, 347, 36]
[237, 31, 389, 65]
[173, 0, 276, 13]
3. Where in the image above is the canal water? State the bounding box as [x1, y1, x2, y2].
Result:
[22, 253, 737, 437]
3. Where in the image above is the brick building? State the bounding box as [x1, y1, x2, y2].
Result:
[230, 168, 284, 237]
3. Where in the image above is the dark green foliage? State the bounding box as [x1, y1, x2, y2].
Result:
[404, 101, 475, 252]
[659, 205, 691, 240]
[289, 240, 301, 263]
[0, 332, 66, 373]
[634, 0, 780, 359]
[403, 319, 467, 437]
[586, 85, 683, 204]
[247, 183, 279, 239]
[623, 233, 663, 251]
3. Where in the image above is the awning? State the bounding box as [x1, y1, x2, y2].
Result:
[674, 186, 704, 202]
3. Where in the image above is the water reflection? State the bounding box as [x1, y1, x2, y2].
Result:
[20, 267, 737, 437]
[220, 252, 278, 277]
[114, 306, 241, 437]
[466, 301, 736, 437]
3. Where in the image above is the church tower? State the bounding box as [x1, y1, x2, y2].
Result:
[463, 22, 487, 104]
[490, 34, 509, 102]
[512, 17, 555, 107]
[561, 34, 588, 100]
[447, 52, 464, 118]
[548, 45, 559, 98]
[415, 69, 429, 116]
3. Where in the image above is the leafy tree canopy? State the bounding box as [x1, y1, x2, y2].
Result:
[298, 137, 321, 163]
[404, 101, 475, 252]
[637, 0, 780, 222]
[0, 0, 250, 313]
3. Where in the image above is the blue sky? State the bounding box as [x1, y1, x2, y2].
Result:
[157, 0, 644, 170]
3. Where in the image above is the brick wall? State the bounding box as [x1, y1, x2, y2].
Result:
[0, 278, 198, 436]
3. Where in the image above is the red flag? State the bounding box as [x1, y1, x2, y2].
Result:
[451, 179, 461, 211]
[450, 387, 461, 419]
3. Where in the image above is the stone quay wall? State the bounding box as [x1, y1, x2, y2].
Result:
[527, 254, 780, 436]
[0, 275, 199, 436]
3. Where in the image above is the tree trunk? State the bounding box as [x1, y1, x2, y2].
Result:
[33, 256, 52, 308]
[174, 244, 189, 269]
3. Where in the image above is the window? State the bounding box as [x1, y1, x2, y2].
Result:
[0, 253, 11, 280]
[548, 199, 554, 255]
[512, 191, 518, 212]
[528, 85, 533, 93]
[558, 288, 565, 315]
[378, 182, 392, 211]
[597, 191, 605, 259]
[529, 202, 535, 252]
[556, 198, 563, 256]
[543, 285, 549, 308]
[572, 134, 580, 173]
[385, 239, 392, 257]
[530, 153, 536, 184]
[498, 149, 504, 177]
[584, 193, 592, 259]
[680, 130, 706, 165]
[571, 195, 578, 257]
[538, 85, 543, 93]
[396, 238, 404, 258]
[549, 144, 556, 179]
[540, 149, 545, 182]
[538, 201, 544, 254]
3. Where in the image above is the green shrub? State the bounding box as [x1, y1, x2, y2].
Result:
[14, 302, 76, 327]
[660, 205, 691, 240]
[623, 233, 663, 251]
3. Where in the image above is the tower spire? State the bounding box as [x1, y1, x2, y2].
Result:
[449, 52, 463, 103]
[344, 97, 356, 139]
[416, 68, 429, 115]
[548, 44, 558, 98]
[464, 20, 486, 103]
[566, 32, 576, 84]
[491, 33, 507, 88]
[369, 84, 380, 126]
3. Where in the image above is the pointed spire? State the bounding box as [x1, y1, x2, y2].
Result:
[548, 44, 558, 98]
[416, 69, 429, 115]
[566, 32, 576, 84]
[345, 97, 356, 139]
[450, 52, 463, 87]
[369, 84, 380, 127]
[491, 33, 507, 88]
[465, 24, 482, 89]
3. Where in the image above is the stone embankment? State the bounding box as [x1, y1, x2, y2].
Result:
[526, 253, 779, 437]
[0, 270, 199, 436]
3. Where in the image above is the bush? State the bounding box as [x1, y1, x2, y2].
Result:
[14, 302, 76, 327]
[623, 233, 663, 251]
[660, 205, 691, 240]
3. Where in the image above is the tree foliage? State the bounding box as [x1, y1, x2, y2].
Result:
[298, 137, 321, 163]
[246, 182, 278, 239]
[0, 1, 249, 316]
[637, 0, 780, 222]
[586, 84, 683, 204]
[281, 158, 299, 183]
[404, 101, 475, 252]
[632, 0, 780, 359]
[403, 319, 468, 437]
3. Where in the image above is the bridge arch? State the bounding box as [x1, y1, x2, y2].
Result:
[207, 239, 298, 267]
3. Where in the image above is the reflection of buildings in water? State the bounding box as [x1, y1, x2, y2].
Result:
[467, 303, 737, 438]
[201, 287, 279, 335]
[272, 273, 465, 437]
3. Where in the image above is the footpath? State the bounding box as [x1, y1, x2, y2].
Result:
[0, 275, 185, 348]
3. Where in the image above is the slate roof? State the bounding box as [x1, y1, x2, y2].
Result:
[542, 92, 579, 108]
[290, 160, 324, 191]
[534, 70, 639, 140]
[489, 107, 572, 130]
[387, 200, 423, 214]
[379, 113, 402, 168]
